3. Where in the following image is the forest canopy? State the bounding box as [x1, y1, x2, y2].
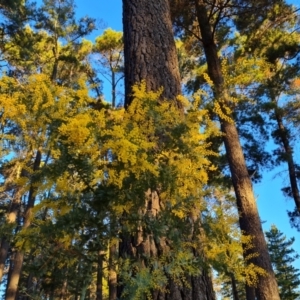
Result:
[0, 0, 299, 300]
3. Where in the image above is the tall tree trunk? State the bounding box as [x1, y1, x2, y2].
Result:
[5, 150, 42, 300]
[193, 1, 280, 300]
[230, 273, 240, 300]
[5, 251, 24, 300]
[123, 0, 181, 106]
[121, 1, 215, 299]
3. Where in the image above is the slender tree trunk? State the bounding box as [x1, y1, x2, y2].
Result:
[274, 104, 300, 209]
[5, 251, 24, 300]
[96, 251, 103, 300]
[5, 150, 42, 300]
[193, 1, 280, 300]
[112, 70, 116, 108]
[51, 40, 59, 82]
[246, 286, 256, 300]
[230, 273, 240, 300]
[109, 244, 117, 300]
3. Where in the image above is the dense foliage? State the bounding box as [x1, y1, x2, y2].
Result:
[0, 0, 299, 299]
[266, 225, 300, 300]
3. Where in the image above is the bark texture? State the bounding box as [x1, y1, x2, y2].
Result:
[121, 1, 215, 299]
[194, 1, 280, 300]
[123, 0, 181, 106]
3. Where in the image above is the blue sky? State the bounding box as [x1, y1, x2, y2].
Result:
[75, 0, 300, 264]
[75, 0, 122, 35]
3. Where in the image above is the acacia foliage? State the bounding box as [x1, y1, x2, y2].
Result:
[1, 0, 300, 299]
[0, 69, 221, 298]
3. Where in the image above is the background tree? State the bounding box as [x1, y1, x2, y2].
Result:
[266, 225, 300, 300]
[170, 1, 281, 298]
[232, 0, 300, 227]
[93, 28, 124, 107]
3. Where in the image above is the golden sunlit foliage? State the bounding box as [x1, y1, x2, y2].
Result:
[2, 0, 300, 299]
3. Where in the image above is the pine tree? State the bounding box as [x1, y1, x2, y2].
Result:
[170, 1, 281, 298]
[121, 0, 216, 299]
[266, 225, 300, 300]
[93, 28, 124, 108]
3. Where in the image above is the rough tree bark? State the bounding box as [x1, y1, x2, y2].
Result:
[193, 1, 280, 300]
[120, 1, 216, 299]
[123, 0, 181, 106]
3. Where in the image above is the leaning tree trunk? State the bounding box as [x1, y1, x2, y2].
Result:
[121, 1, 216, 299]
[194, 1, 280, 300]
